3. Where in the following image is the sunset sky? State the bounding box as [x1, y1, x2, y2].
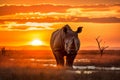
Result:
[0, 0, 120, 50]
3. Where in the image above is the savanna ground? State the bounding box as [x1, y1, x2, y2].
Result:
[0, 50, 120, 80]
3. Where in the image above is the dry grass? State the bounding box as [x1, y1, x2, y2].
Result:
[75, 50, 120, 67]
[0, 67, 120, 80]
[0, 50, 120, 80]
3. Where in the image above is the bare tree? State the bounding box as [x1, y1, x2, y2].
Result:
[96, 36, 109, 56]
[1, 47, 6, 56]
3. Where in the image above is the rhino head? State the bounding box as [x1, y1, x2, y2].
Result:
[63, 24, 83, 54]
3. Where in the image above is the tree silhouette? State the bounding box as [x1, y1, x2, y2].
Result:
[96, 36, 109, 56]
[1, 47, 6, 56]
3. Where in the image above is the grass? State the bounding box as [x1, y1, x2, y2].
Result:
[0, 67, 120, 80]
[0, 50, 120, 80]
[75, 50, 120, 67]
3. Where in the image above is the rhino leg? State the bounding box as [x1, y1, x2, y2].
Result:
[53, 51, 64, 67]
[66, 54, 77, 68]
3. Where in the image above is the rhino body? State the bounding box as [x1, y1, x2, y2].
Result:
[50, 24, 82, 68]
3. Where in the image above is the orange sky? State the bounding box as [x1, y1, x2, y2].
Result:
[0, 1, 120, 50]
[0, 0, 120, 5]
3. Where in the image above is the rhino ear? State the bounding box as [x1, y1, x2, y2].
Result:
[63, 27, 67, 33]
[76, 27, 83, 33]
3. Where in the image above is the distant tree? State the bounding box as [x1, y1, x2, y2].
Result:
[96, 36, 109, 56]
[1, 47, 6, 56]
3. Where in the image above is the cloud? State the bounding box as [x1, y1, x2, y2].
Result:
[0, 22, 55, 31]
[0, 4, 120, 23]
[0, 4, 120, 16]
[0, 16, 120, 24]
[71, 17, 120, 23]
[0, 4, 70, 16]
[67, 6, 120, 18]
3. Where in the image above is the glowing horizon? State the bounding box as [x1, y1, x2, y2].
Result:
[0, 1, 120, 50]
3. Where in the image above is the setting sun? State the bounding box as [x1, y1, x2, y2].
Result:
[31, 39, 43, 46]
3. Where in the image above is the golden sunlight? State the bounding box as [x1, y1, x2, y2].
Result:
[30, 39, 43, 46]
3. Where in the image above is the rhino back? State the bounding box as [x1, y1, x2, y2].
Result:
[50, 29, 65, 51]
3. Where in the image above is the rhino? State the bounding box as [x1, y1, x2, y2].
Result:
[50, 24, 83, 68]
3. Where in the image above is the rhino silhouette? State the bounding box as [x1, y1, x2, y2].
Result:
[50, 24, 83, 68]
